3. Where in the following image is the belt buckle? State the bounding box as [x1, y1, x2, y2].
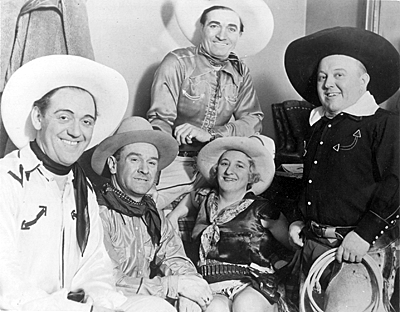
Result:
[310, 221, 324, 238]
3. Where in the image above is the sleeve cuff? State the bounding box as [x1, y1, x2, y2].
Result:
[354, 210, 389, 245]
[165, 275, 180, 299]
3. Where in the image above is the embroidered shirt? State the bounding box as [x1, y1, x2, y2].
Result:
[299, 92, 399, 244]
[0, 145, 126, 311]
[147, 46, 263, 151]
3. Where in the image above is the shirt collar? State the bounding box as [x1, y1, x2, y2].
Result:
[20, 144, 74, 182]
[309, 91, 379, 126]
[192, 47, 242, 86]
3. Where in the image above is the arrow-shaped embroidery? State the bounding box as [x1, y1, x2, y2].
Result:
[333, 130, 361, 152]
[21, 206, 47, 230]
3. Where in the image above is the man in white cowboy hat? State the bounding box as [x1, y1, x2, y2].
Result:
[91, 116, 213, 312]
[146, 0, 274, 211]
[0, 55, 176, 312]
[285, 27, 399, 310]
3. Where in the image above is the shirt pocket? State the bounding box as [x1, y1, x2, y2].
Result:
[220, 83, 238, 105]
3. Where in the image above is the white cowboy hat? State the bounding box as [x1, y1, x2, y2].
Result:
[174, 0, 274, 58]
[91, 116, 179, 177]
[1, 54, 129, 150]
[197, 135, 275, 195]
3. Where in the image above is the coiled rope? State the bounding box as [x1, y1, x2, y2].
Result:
[300, 248, 384, 312]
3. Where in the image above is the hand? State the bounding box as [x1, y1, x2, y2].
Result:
[174, 123, 212, 145]
[178, 275, 212, 310]
[288, 221, 305, 248]
[336, 231, 370, 263]
[178, 296, 202, 312]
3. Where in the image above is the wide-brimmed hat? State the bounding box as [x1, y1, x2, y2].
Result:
[1, 55, 129, 150]
[285, 27, 400, 105]
[91, 116, 179, 177]
[174, 0, 274, 58]
[197, 135, 275, 195]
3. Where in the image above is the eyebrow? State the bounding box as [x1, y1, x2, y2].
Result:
[125, 152, 159, 161]
[54, 109, 95, 120]
[207, 20, 238, 29]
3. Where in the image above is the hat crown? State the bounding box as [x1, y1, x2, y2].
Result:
[116, 117, 152, 134]
[249, 135, 275, 159]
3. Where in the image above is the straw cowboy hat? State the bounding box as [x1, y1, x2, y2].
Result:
[285, 26, 400, 105]
[174, 0, 274, 58]
[197, 135, 275, 195]
[91, 116, 179, 177]
[1, 54, 129, 150]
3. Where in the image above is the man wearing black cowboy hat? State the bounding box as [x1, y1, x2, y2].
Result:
[285, 27, 399, 310]
[146, 0, 274, 211]
[91, 116, 213, 312]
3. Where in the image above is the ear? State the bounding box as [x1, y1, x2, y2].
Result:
[360, 72, 370, 90]
[107, 156, 118, 175]
[31, 106, 43, 131]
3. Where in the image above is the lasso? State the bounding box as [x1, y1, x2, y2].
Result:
[300, 248, 384, 312]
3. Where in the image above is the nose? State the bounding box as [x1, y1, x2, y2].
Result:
[138, 160, 149, 174]
[67, 120, 82, 138]
[323, 75, 335, 89]
[224, 164, 233, 175]
[216, 28, 227, 40]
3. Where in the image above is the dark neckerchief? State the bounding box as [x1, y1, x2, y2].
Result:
[198, 45, 243, 76]
[98, 183, 161, 246]
[30, 140, 90, 256]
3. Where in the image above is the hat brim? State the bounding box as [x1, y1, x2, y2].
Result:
[91, 130, 178, 177]
[285, 27, 400, 105]
[197, 136, 275, 195]
[174, 0, 274, 58]
[1, 55, 129, 150]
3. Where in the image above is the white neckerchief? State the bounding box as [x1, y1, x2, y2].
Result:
[309, 91, 379, 126]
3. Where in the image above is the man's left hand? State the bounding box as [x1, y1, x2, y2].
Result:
[336, 231, 370, 263]
[178, 296, 202, 312]
[174, 123, 212, 145]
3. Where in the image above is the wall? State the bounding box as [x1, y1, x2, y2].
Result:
[86, 0, 306, 139]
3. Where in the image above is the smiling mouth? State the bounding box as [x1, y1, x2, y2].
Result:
[222, 177, 237, 182]
[134, 177, 148, 182]
[325, 92, 340, 98]
[61, 139, 79, 146]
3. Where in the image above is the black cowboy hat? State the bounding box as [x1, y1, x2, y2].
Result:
[284, 27, 400, 105]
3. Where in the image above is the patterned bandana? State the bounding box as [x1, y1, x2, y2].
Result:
[199, 189, 254, 265]
[198, 45, 243, 76]
[30, 140, 90, 256]
[98, 183, 161, 246]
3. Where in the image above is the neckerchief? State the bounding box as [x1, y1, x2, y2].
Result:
[30, 140, 90, 256]
[199, 45, 243, 76]
[199, 189, 254, 265]
[98, 183, 161, 246]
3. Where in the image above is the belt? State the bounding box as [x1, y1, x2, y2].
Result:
[178, 150, 199, 157]
[309, 221, 355, 240]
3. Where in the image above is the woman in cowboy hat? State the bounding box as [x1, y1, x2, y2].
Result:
[146, 0, 274, 211]
[169, 135, 294, 312]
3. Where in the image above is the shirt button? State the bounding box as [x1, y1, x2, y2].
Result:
[307, 201, 312, 206]
[135, 227, 139, 231]
[320, 141, 324, 145]
[308, 180, 312, 184]
[138, 249, 141, 253]
[314, 160, 318, 165]
[328, 124, 332, 128]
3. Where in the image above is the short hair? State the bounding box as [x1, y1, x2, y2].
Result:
[200, 6, 244, 33]
[210, 150, 260, 190]
[33, 86, 97, 119]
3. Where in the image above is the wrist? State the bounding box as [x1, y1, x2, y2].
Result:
[207, 128, 216, 141]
